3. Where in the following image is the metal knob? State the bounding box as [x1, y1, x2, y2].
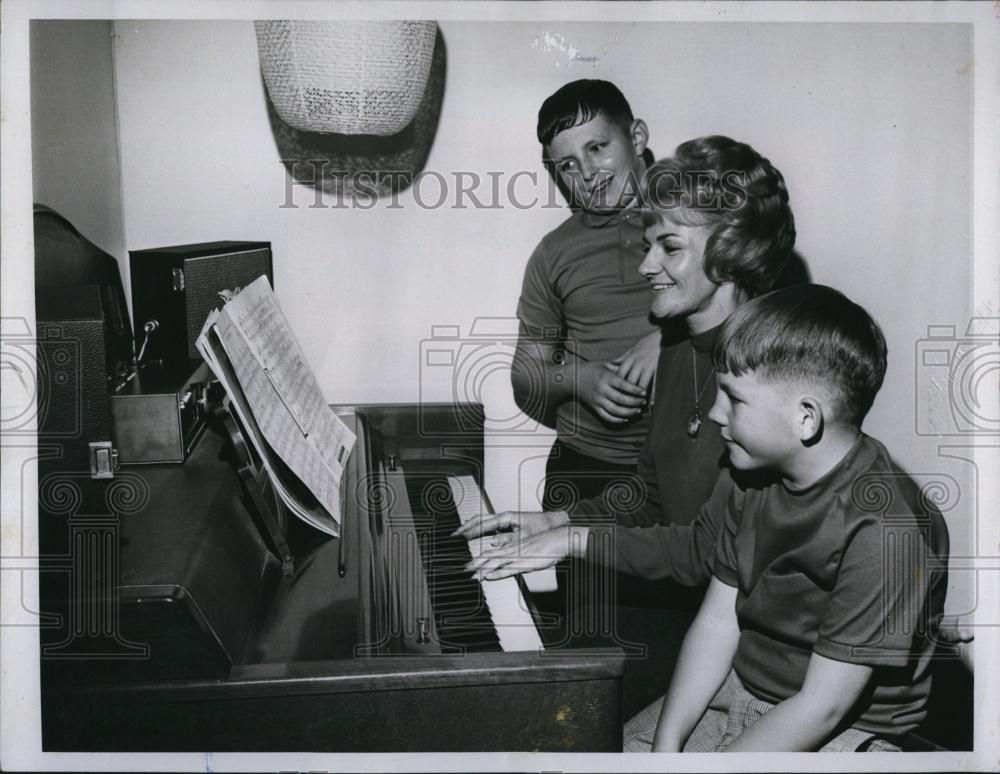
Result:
[387, 454, 397, 471]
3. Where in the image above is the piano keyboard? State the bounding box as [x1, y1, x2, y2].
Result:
[447, 475, 544, 653]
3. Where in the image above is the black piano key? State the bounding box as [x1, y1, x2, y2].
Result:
[404, 473, 501, 652]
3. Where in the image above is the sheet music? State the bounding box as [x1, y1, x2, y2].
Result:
[197, 317, 340, 536]
[198, 276, 356, 532]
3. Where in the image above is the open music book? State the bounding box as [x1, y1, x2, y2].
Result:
[196, 275, 355, 537]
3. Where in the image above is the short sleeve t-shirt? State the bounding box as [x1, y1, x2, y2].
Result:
[516, 208, 659, 464]
[713, 435, 949, 738]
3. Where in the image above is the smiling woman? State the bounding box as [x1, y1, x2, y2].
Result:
[641, 137, 797, 303]
[640, 214, 717, 328]
[631, 139, 795, 445]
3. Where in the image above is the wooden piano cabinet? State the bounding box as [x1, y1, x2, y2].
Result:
[39, 403, 626, 752]
[47, 650, 623, 752]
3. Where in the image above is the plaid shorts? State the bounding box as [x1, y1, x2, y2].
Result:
[623, 669, 902, 753]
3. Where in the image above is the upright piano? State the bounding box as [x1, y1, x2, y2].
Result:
[39, 403, 625, 752]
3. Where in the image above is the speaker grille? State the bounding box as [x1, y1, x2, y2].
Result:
[182, 248, 272, 359]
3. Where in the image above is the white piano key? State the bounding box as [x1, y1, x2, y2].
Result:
[447, 475, 544, 652]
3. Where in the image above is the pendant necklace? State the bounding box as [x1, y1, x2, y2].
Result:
[686, 347, 715, 439]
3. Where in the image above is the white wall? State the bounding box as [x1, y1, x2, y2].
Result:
[30, 20, 125, 269]
[104, 20, 974, 611]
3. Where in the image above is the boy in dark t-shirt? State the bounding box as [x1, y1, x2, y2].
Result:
[630, 284, 949, 752]
[514, 79, 663, 511]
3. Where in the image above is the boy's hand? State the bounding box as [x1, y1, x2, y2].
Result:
[937, 616, 974, 644]
[652, 578, 741, 752]
[937, 615, 974, 673]
[611, 329, 661, 392]
[722, 654, 873, 752]
[577, 360, 647, 423]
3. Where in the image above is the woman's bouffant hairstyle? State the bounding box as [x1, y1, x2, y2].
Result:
[641, 136, 796, 298]
[713, 284, 888, 426]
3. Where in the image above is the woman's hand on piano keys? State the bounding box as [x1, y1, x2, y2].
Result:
[453, 508, 569, 542]
[460, 519, 590, 581]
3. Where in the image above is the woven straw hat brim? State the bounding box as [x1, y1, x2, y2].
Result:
[264, 28, 446, 199]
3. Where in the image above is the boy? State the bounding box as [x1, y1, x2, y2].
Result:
[630, 284, 949, 752]
[514, 79, 664, 511]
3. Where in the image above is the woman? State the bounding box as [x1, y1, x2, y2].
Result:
[459, 135, 796, 715]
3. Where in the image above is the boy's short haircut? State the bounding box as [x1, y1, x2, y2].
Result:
[713, 284, 888, 426]
[536, 79, 635, 147]
[641, 136, 796, 298]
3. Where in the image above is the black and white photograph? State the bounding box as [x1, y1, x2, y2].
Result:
[1, 1, 998, 771]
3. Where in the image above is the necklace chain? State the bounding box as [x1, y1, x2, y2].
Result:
[691, 347, 714, 405]
[687, 346, 715, 439]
